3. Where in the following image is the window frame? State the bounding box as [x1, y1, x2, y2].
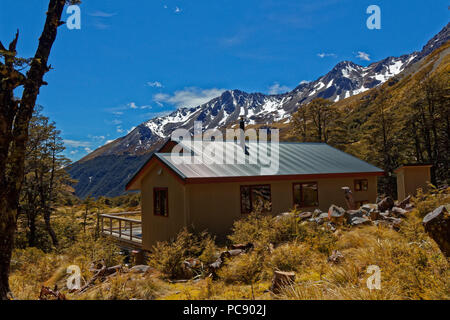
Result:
[240, 184, 272, 214]
[153, 187, 169, 217]
[292, 182, 319, 208]
[354, 179, 369, 192]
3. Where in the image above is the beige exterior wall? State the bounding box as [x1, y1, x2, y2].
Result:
[396, 166, 431, 200]
[139, 164, 378, 248]
[140, 163, 186, 251]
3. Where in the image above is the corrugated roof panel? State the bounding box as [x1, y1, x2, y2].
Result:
[156, 142, 383, 178]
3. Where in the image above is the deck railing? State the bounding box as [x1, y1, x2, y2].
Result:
[99, 211, 142, 245]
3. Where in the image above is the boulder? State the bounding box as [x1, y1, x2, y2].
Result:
[377, 196, 395, 212]
[328, 205, 346, 224]
[423, 206, 450, 257]
[270, 271, 296, 294]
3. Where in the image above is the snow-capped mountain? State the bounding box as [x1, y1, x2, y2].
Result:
[95, 52, 419, 157]
[70, 23, 449, 198]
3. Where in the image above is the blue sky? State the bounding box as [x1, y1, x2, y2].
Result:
[1, 0, 448, 161]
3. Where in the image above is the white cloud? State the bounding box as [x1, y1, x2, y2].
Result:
[116, 126, 124, 133]
[147, 81, 163, 88]
[154, 87, 225, 108]
[299, 80, 310, 85]
[317, 53, 336, 58]
[88, 11, 117, 18]
[84, 147, 93, 153]
[111, 119, 122, 125]
[268, 82, 291, 95]
[63, 139, 91, 148]
[175, 7, 182, 13]
[128, 102, 152, 110]
[356, 51, 371, 61]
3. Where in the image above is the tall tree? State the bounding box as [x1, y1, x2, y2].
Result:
[0, 0, 77, 299]
[20, 107, 72, 247]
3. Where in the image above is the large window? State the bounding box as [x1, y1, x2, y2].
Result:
[240, 185, 272, 214]
[293, 182, 319, 208]
[354, 179, 368, 192]
[154, 188, 168, 217]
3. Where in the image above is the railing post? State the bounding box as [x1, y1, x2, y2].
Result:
[110, 217, 113, 235]
[119, 220, 122, 239]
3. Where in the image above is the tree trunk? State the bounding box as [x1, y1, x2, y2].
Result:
[28, 212, 36, 247]
[43, 210, 58, 247]
[0, 207, 17, 300]
[0, 0, 67, 300]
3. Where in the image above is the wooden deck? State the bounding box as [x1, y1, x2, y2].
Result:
[99, 211, 142, 248]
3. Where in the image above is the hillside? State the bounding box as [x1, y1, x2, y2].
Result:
[68, 23, 449, 198]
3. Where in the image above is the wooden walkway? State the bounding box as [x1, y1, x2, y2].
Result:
[99, 211, 142, 248]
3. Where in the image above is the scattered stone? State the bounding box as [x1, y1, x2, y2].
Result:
[397, 195, 412, 209]
[369, 209, 380, 221]
[230, 243, 254, 251]
[275, 212, 293, 221]
[297, 212, 312, 220]
[270, 271, 296, 294]
[328, 205, 346, 224]
[377, 196, 395, 212]
[361, 203, 377, 212]
[384, 217, 403, 230]
[327, 250, 344, 264]
[326, 222, 336, 232]
[391, 206, 408, 218]
[315, 212, 330, 225]
[349, 216, 371, 226]
[423, 205, 450, 257]
[130, 265, 151, 274]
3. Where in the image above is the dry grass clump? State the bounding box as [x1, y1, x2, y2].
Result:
[280, 222, 449, 300]
[148, 228, 218, 279]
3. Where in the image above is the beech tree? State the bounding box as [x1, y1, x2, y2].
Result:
[20, 107, 72, 248]
[0, 0, 79, 300]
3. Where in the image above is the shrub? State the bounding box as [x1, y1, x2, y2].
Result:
[148, 228, 217, 279]
[228, 212, 306, 249]
[218, 251, 264, 286]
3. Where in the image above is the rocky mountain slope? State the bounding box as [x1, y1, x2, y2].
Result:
[69, 23, 449, 198]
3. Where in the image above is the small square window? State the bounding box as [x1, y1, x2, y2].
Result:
[354, 179, 368, 192]
[293, 182, 319, 207]
[154, 188, 168, 217]
[240, 185, 272, 214]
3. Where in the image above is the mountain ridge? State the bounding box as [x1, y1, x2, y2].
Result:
[69, 23, 449, 198]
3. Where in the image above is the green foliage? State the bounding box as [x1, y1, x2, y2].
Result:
[148, 228, 217, 279]
[218, 251, 264, 286]
[228, 212, 306, 249]
[413, 185, 450, 218]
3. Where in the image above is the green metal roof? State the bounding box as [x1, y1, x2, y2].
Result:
[154, 142, 383, 179]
